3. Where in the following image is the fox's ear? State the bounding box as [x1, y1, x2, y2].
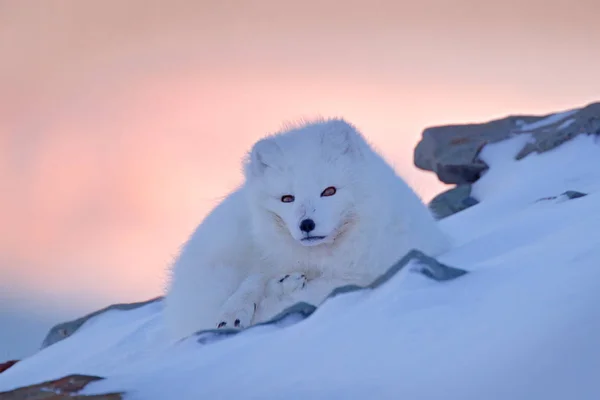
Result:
[320, 120, 362, 160]
[246, 138, 284, 177]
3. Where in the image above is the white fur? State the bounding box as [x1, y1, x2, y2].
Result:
[164, 118, 451, 341]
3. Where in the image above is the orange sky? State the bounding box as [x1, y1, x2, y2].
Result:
[1, 0, 600, 316]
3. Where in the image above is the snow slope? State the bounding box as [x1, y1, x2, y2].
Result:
[516, 108, 579, 131]
[1, 135, 600, 400]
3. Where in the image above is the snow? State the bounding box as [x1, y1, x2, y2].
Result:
[2, 135, 600, 399]
[558, 118, 576, 130]
[517, 108, 579, 131]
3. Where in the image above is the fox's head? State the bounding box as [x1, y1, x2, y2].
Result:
[244, 119, 369, 248]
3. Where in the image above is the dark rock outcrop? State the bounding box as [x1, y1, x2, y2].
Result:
[415, 102, 600, 184]
[0, 374, 122, 400]
[0, 360, 18, 374]
[428, 185, 479, 219]
[535, 190, 588, 203]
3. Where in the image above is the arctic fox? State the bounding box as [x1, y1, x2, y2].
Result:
[164, 118, 451, 341]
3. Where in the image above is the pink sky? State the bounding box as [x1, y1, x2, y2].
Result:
[1, 0, 600, 315]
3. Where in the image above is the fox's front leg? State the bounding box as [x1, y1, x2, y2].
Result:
[216, 273, 267, 329]
[265, 272, 308, 299]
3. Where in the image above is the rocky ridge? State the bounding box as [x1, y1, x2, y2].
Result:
[420, 101, 600, 218]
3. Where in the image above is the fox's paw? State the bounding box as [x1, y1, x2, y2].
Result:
[279, 272, 308, 293]
[266, 272, 307, 298]
[216, 301, 256, 330]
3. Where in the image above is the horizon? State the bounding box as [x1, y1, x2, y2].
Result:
[1, 0, 600, 358]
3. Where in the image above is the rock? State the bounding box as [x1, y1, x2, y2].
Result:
[515, 106, 600, 160]
[414, 102, 600, 184]
[0, 360, 18, 374]
[367, 249, 469, 286]
[0, 374, 122, 400]
[41, 297, 162, 349]
[563, 190, 587, 200]
[535, 190, 588, 204]
[428, 184, 479, 219]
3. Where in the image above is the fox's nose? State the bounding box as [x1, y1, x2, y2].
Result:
[299, 218, 316, 233]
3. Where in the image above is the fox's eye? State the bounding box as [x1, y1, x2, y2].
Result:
[281, 195, 295, 203]
[321, 186, 336, 197]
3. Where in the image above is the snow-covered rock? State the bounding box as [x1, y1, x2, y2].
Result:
[41, 297, 163, 350]
[428, 184, 478, 219]
[414, 101, 600, 184]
